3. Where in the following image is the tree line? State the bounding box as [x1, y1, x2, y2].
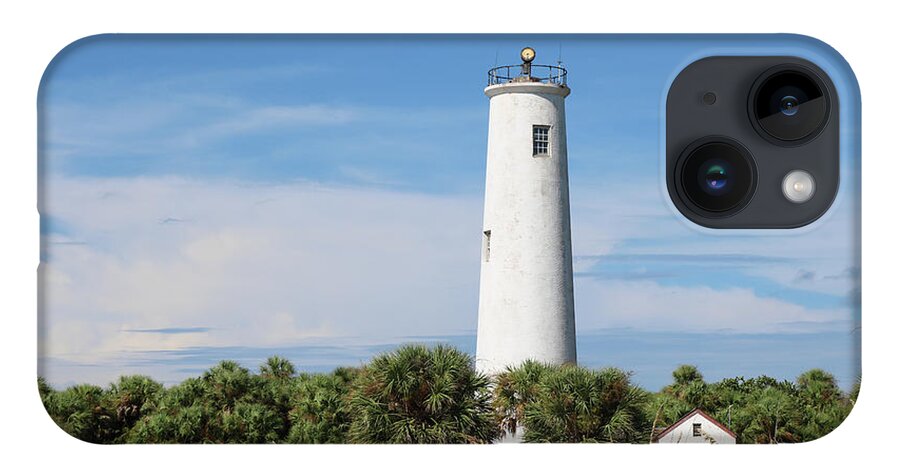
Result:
[38, 344, 858, 444]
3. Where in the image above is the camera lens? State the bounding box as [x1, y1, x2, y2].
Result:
[677, 139, 756, 216]
[751, 66, 829, 143]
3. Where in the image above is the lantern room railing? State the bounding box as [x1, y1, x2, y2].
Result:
[487, 64, 567, 86]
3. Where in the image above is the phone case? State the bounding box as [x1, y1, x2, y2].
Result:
[37, 34, 860, 444]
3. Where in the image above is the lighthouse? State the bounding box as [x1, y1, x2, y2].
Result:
[475, 47, 577, 375]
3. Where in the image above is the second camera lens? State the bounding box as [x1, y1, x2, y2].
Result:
[751, 66, 830, 144]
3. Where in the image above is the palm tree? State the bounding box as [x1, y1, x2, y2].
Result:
[672, 364, 704, 387]
[127, 377, 214, 443]
[523, 366, 649, 443]
[492, 360, 552, 436]
[348, 344, 498, 443]
[255, 356, 298, 440]
[220, 401, 284, 443]
[44, 384, 117, 443]
[663, 365, 712, 409]
[202, 360, 255, 411]
[259, 356, 296, 380]
[107, 375, 163, 441]
[129, 362, 265, 443]
[796, 369, 841, 405]
[794, 369, 851, 440]
[743, 386, 800, 443]
[288, 369, 358, 443]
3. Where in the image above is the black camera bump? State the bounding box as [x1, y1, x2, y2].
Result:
[666, 56, 839, 229]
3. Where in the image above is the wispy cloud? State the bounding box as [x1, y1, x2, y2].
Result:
[175, 104, 364, 146]
[40, 176, 483, 361]
[123, 327, 213, 334]
[574, 277, 851, 334]
[41, 93, 485, 191]
[578, 253, 795, 264]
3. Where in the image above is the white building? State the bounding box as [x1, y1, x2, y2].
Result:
[475, 48, 577, 375]
[654, 408, 738, 444]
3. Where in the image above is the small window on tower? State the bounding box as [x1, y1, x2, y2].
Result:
[693, 423, 702, 437]
[483, 230, 491, 262]
[533, 125, 550, 156]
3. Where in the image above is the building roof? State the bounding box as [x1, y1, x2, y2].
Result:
[653, 408, 737, 441]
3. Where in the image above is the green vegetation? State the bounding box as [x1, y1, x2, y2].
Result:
[515, 365, 649, 443]
[39, 346, 856, 444]
[646, 365, 855, 443]
[348, 345, 498, 443]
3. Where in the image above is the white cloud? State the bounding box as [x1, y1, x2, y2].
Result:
[41, 176, 483, 360]
[574, 278, 851, 334]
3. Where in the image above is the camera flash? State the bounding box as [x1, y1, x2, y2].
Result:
[782, 170, 816, 203]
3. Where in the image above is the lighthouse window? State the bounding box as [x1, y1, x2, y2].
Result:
[533, 125, 550, 156]
[483, 230, 491, 262]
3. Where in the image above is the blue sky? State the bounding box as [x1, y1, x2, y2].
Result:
[38, 35, 861, 391]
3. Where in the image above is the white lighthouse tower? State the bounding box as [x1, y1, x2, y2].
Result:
[475, 47, 576, 375]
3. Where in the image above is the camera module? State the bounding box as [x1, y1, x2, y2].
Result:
[667, 56, 839, 228]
